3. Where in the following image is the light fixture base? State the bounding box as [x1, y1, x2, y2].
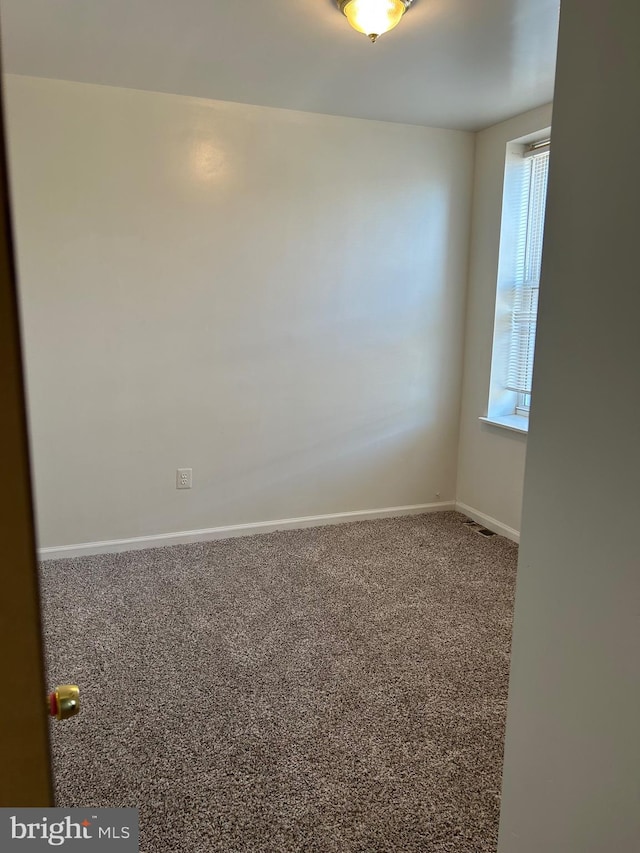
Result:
[338, 0, 415, 41]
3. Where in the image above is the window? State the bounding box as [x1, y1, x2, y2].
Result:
[483, 132, 550, 433]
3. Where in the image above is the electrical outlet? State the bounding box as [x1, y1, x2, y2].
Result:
[176, 468, 192, 490]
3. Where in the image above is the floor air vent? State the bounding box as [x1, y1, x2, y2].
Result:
[463, 519, 496, 537]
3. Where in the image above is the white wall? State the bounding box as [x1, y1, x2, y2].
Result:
[498, 1, 640, 850]
[456, 103, 553, 536]
[5, 75, 474, 549]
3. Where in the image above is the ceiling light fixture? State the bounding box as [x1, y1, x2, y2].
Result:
[338, 0, 414, 43]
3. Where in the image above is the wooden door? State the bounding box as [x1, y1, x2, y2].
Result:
[0, 40, 53, 806]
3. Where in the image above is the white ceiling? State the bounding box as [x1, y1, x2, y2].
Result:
[0, 0, 560, 131]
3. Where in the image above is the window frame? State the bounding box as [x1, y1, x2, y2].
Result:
[483, 128, 551, 434]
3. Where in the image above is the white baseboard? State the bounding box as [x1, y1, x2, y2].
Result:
[39, 501, 457, 561]
[455, 501, 520, 543]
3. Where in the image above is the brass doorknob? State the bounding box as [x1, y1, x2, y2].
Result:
[48, 685, 80, 720]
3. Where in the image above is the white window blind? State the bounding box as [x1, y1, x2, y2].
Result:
[506, 149, 550, 396]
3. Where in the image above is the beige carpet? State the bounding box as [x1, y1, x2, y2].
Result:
[41, 511, 518, 852]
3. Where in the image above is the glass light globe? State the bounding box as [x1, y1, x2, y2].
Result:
[342, 0, 407, 42]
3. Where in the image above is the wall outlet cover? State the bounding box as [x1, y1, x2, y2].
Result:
[176, 468, 193, 489]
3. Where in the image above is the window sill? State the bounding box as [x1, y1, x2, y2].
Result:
[479, 414, 529, 434]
